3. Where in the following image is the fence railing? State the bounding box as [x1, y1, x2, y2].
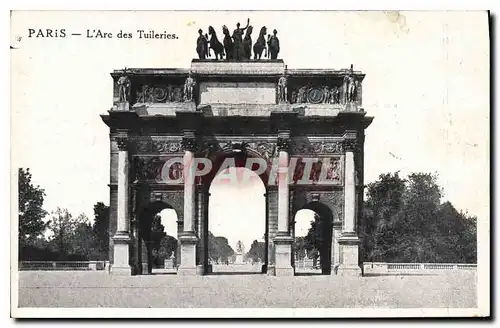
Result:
[19, 261, 109, 271]
[363, 262, 477, 274]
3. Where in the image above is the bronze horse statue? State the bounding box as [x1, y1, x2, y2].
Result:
[208, 26, 225, 60]
[253, 26, 267, 59]
[222, 25, 233, 60]
[242, 25, 253, 60]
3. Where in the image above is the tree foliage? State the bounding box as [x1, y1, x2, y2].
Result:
[363, 172, 477, 263]
[18, 168, 48, 246]
[245, 239, 265, 263]
[208, 232, 234, 263]
[91, 202, 109, 260]
[47, 208, 91, 260]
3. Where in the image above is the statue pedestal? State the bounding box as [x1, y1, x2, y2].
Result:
[114, 102, 130, 111]
[234, 253, 244, 265]
[343, 102, 359, 112]
[164, 257, 175, 269]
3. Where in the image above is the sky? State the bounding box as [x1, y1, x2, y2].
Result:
[10, 11, 489, 247]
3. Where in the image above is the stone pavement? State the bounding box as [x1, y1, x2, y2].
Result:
[17, 270, 476, 308]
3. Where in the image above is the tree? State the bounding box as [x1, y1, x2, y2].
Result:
[69, 218, 94, 260]
[304, 213, 331, 271]
[91, 202, 109, 260]
[18, 168, 48, 246]
[47, 208, 89, 259]
[245, 239, 265, 263]
[208, 232, 234, 263]
[150, 215, 167, 267]
[361, 172, 406, 259]
[157, 235, 178, 265]
[365, 172, 477, 263]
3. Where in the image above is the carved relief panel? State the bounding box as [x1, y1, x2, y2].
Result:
[133, 156, 184, 184]
[292, 189, 344, 224]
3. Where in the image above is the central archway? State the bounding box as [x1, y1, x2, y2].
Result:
[204, 150, 268, 275]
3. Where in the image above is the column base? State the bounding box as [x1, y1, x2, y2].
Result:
[110, 232, 132, 276]
[177, 233, 198, 275]
[337, 234, 362, 277]
[196, 264, 205, 275]
[336, 265, 362, 276]
[177, 267, 200, 276]
[273, 233, 293, 276]
[266, 265, 276, 276]
[110, 265, 133, 275]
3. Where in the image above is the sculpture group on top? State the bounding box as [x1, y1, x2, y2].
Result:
[196, 18, 280, 61]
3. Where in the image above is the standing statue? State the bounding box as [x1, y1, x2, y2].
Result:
[183, 72, 196, 102]
[267, 29, 280, 60]
[278, 73, 288, 103]
[323, 86, 331, 104]
[253, 26, 268, 59]
[243, 25, 253, 60]
[343, 64, 357, 103]
[196, 29, 208, 59]
[291, 90, 298, 104]
[332, 86, 340, 104]
[222, 25, 234, 60]
[117, 75, 131, 103]
[207, 26, 225, 60]
[297, 85, 307, 103]
[236, 240, 244, 254]
[166, 84, 174, 102]
[173, 87, 183, 102]
[232, 18, 250, 60]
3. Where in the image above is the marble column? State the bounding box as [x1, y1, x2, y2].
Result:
[178, 132, 199, 275]
[266, 187, 278, 276]
[331, 226, 341, 274]
[110, 136, 132, 275]
[196, 186, 206, 275]
[337, 137, 362, 276]
[273, 131, 294, 276]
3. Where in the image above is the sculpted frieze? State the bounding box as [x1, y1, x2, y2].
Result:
[134, 139, 183, 154]
[293, 140, 344, 155]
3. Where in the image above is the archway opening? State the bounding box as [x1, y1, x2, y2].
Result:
[207, 153, 267, 275]
[293, 203, 333, 275]
[138, 202, 179, 275]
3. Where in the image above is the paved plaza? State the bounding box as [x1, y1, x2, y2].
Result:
[18, 268, 476, 308]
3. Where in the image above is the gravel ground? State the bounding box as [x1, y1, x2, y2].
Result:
[17, 270, 476, 308]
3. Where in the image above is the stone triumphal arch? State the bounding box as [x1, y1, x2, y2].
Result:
[102, 59, 373, 276]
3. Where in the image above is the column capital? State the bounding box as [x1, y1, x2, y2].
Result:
[277, 131, 292, 153]
[181, 130, 197, 152]
[116, 137, 129, 151]
[342, 139, 357, 153]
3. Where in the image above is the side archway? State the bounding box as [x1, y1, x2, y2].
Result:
[136, 201, 180, 274]
[292, 201, 334, 275]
